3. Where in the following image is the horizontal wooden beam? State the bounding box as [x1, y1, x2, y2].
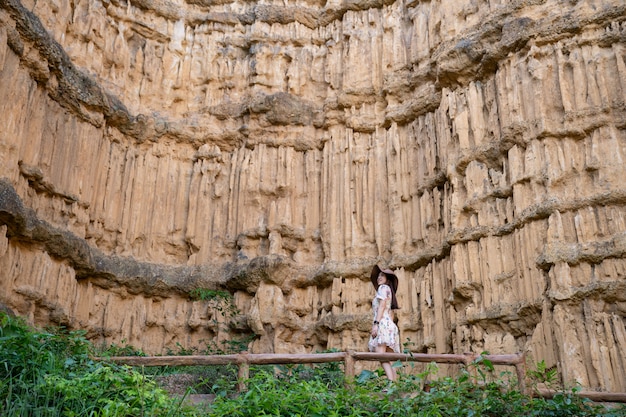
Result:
[536, 389, 626, 403]
[98, 352, 626, 402]
[103, 351, 347, 366]
[102, 351, 522, 366]
[350, 352, 524, 364]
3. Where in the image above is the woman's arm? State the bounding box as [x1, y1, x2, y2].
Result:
[371, 291, 389, 337]
[375, 297, 387, 323]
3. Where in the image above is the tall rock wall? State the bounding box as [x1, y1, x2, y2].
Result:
[0, 0, 625, 391]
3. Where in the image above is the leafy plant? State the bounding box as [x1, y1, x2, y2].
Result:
[0, 312, 197, 417]
[167, 342, 199, 356]
[188, 288, 255, 355]
[99, 339, 146, 357]
[201, 334, 255, 355]
[1, 313, 623, 417]
[188, 289, 239, 318]
[402, 337, 418, 354]
[528, 359, 559, 390]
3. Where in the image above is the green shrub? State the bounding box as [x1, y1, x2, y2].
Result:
[1, 312, 624, 417]
[204, 355, 623, 417]
[99, 339, 146, 357]
[0, 313, 197, 417]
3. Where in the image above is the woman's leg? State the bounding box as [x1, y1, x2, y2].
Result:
[375, 344, 395, 381]
[386, 346, 397, 380]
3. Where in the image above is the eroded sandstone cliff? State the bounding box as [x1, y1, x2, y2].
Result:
[1, 0, 625, 391]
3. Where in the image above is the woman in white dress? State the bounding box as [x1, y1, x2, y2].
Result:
[368, 265, 400, 381]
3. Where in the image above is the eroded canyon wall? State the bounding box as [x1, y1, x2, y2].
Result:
[1, 0, 625, 391]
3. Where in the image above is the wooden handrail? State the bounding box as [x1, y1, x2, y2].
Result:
[98, 351, 626, 402]
[103, 351, 521, 367]
[348, 352, 524, 364]
[100, 351, 526, 393]
[536, 389, 626, 403]
[104, 351, 347, 366]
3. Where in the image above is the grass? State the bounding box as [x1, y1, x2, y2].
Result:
[1, 312, 624, 417]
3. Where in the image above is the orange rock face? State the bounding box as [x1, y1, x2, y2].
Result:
[1, 0, 625, 391]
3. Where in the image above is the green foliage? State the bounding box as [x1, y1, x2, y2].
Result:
[271, 356, 346, 390]
[204, 358, 621, 417]
[1, 313, 623, 417]
[402, 337, 418, 354]
[155, 336, 256, 394]
[0, 313, 197, 417]
[188, 289, 239, 318]
[188, 289, 231, 302]
[167, 342, 200, 356]
[188, 287, 255, 356]
[99, 339, 146, 357]
[528, 359, 559, 390]
[206, 369, 365, 417]
[201, 334, 255, 355]
[198, 349, 347, 397]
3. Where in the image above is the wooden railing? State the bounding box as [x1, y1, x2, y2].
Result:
[102, 351, 626, 402]
[104, 351, 526, 393]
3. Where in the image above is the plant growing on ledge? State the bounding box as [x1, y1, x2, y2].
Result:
[188, 288, 239, 319]
[188, 288, 255, 355]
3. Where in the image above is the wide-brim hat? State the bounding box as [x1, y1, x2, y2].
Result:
[370, 265, 398, 293]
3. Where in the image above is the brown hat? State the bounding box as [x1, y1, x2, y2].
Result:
[370, 265, 399, 309]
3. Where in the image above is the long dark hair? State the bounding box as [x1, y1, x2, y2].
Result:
[379, 276, 399, 310]
[390, 286, 399, 310]
[371, 265, 399, 310]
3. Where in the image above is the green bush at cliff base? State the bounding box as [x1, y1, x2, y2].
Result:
[1, 312, 625, 417]
[0, 313, 198, 417]
[205, 361, 624, 417]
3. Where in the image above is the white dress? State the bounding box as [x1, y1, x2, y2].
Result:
[367, 284, 400, 353]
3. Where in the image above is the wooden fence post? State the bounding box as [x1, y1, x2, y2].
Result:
[237, 352, 249, 392]
[515, 352, 526, 396]
[344, 350, 355, 385]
